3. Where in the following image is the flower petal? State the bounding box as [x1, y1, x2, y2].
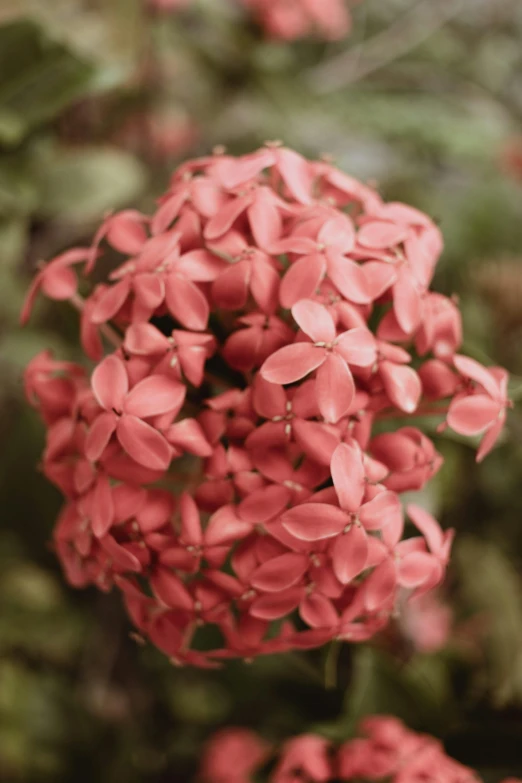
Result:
[91, 355, 128, 411]
[251, 553, 309, 592]
[165, 275, 209, 331]
[124, 375, 186, 418]
[447, 394, 500, 436]
[331, 524, 369, 584]
[299, 593, 339, 628]
[330, 442, 365, 512]
[315, 353, 355, 423]
[117, 414, 172, 471]
[205, 505, 252, 546]
[359, 491, 402, 531]
[335, 327, 376, 367]
[380, 361, 421, 413]
[124, 323, 169, 355]
[281, 503, 347, 541]
[260, 343, 324, 385]
[363, 558, 397, 612]
[397, 551, 435, 587]
[84, 411, 117, 462]
[327, 252, 371, 304]
[249, 587, 304, 620]
[279, 254, 326, 309]
[291, 299, 336, 343]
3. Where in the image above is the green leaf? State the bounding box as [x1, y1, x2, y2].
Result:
[314, 646, 451, 741]
[35, 146, 147, 221]
[0, 19, 94, 145]
[455, 537, 522, 706]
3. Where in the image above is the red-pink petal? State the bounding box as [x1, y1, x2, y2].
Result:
[299, 593, 339, 628]
[393, 268, 422, 334]
[41, 266, 77, 300]
[331, 524, 369, 584]
[291, 299, 336, 343]
[406, 504, 443, 555]
[330, 442, 365, 512]
[205, 505, 252, 546]
[165, 275, 209, 331]
[166, 418, 212, 456]
[279, 254, 326, 309]
[151, 568, 193, 610]
[238, 484, 290, 524]
[315, 353, 355, 423]
[117, 414, 172, 471]
[380, 361, 421, 413]
[281, 503, 347, 541]
[453, 355, 500, 399]
[90, 277, 132, 324]
[359, 491, 402, 531]
[397, 551, 435, 587]
[250, 553, 309, 592]
[358, 220, 409, 249]
[124, 323, 169, 355]
[179, 492, 202, 545]
[327, 252, 371, 305]
[335, 327, 376, 367]
[85, 411, 117, 462]
[249, 587, 304, 620]
[260, 343, 324, 385]
[123, 375, 186, 418]
[91, 354, 128, 411]
[212, 261, 250, 310]
[447, 394, 500, 436]
[248, 189, 282, 250]
[275, 147, 313, 204]
[363, 558, 397, 611]
[292, 419, 340, 466]
[91, 474, 114, 538]
[252, 375, 286, 419]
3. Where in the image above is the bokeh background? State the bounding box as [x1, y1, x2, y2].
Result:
[1, 0, 522, 780]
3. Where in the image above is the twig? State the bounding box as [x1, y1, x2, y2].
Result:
[307, 0, 466, 94]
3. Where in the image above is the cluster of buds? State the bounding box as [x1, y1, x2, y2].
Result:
[199, 716, 521, 782]
[23, 145, 509, 666]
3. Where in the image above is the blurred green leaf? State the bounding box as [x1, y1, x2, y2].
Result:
[36, 145, 147, 221]
[456, 537, 522, 706]
[0, 19, 94, 145]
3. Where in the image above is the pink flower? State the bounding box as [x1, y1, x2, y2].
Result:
[198, 716, 515, 782]
[241, 0, 352, 41]
[199, 728, 270, 783]
[261, 299, 376, 423]
[22, 145, 507, 666]
[447, 355, 511, 461]
[85, 354, 185, 470]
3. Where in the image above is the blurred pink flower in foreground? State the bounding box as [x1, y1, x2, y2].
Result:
[200, 716, 521, 782]
[23, 145, 508, 666]
[241, 0, 353, 40]
[400, 591, 452, 653]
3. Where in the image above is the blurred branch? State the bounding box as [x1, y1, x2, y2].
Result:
[307, 0, 466, 93]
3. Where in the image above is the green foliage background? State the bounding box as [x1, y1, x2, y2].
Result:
[1, 1, 522, 780]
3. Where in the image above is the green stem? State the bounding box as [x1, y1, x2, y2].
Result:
[324, 639, 342, 690]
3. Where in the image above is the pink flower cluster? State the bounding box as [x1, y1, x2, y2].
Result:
[146, 0, 353, 41]
[240, 0, 353, 40]
[23, 145, 509, 666]
[199, 716, 521, 782]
